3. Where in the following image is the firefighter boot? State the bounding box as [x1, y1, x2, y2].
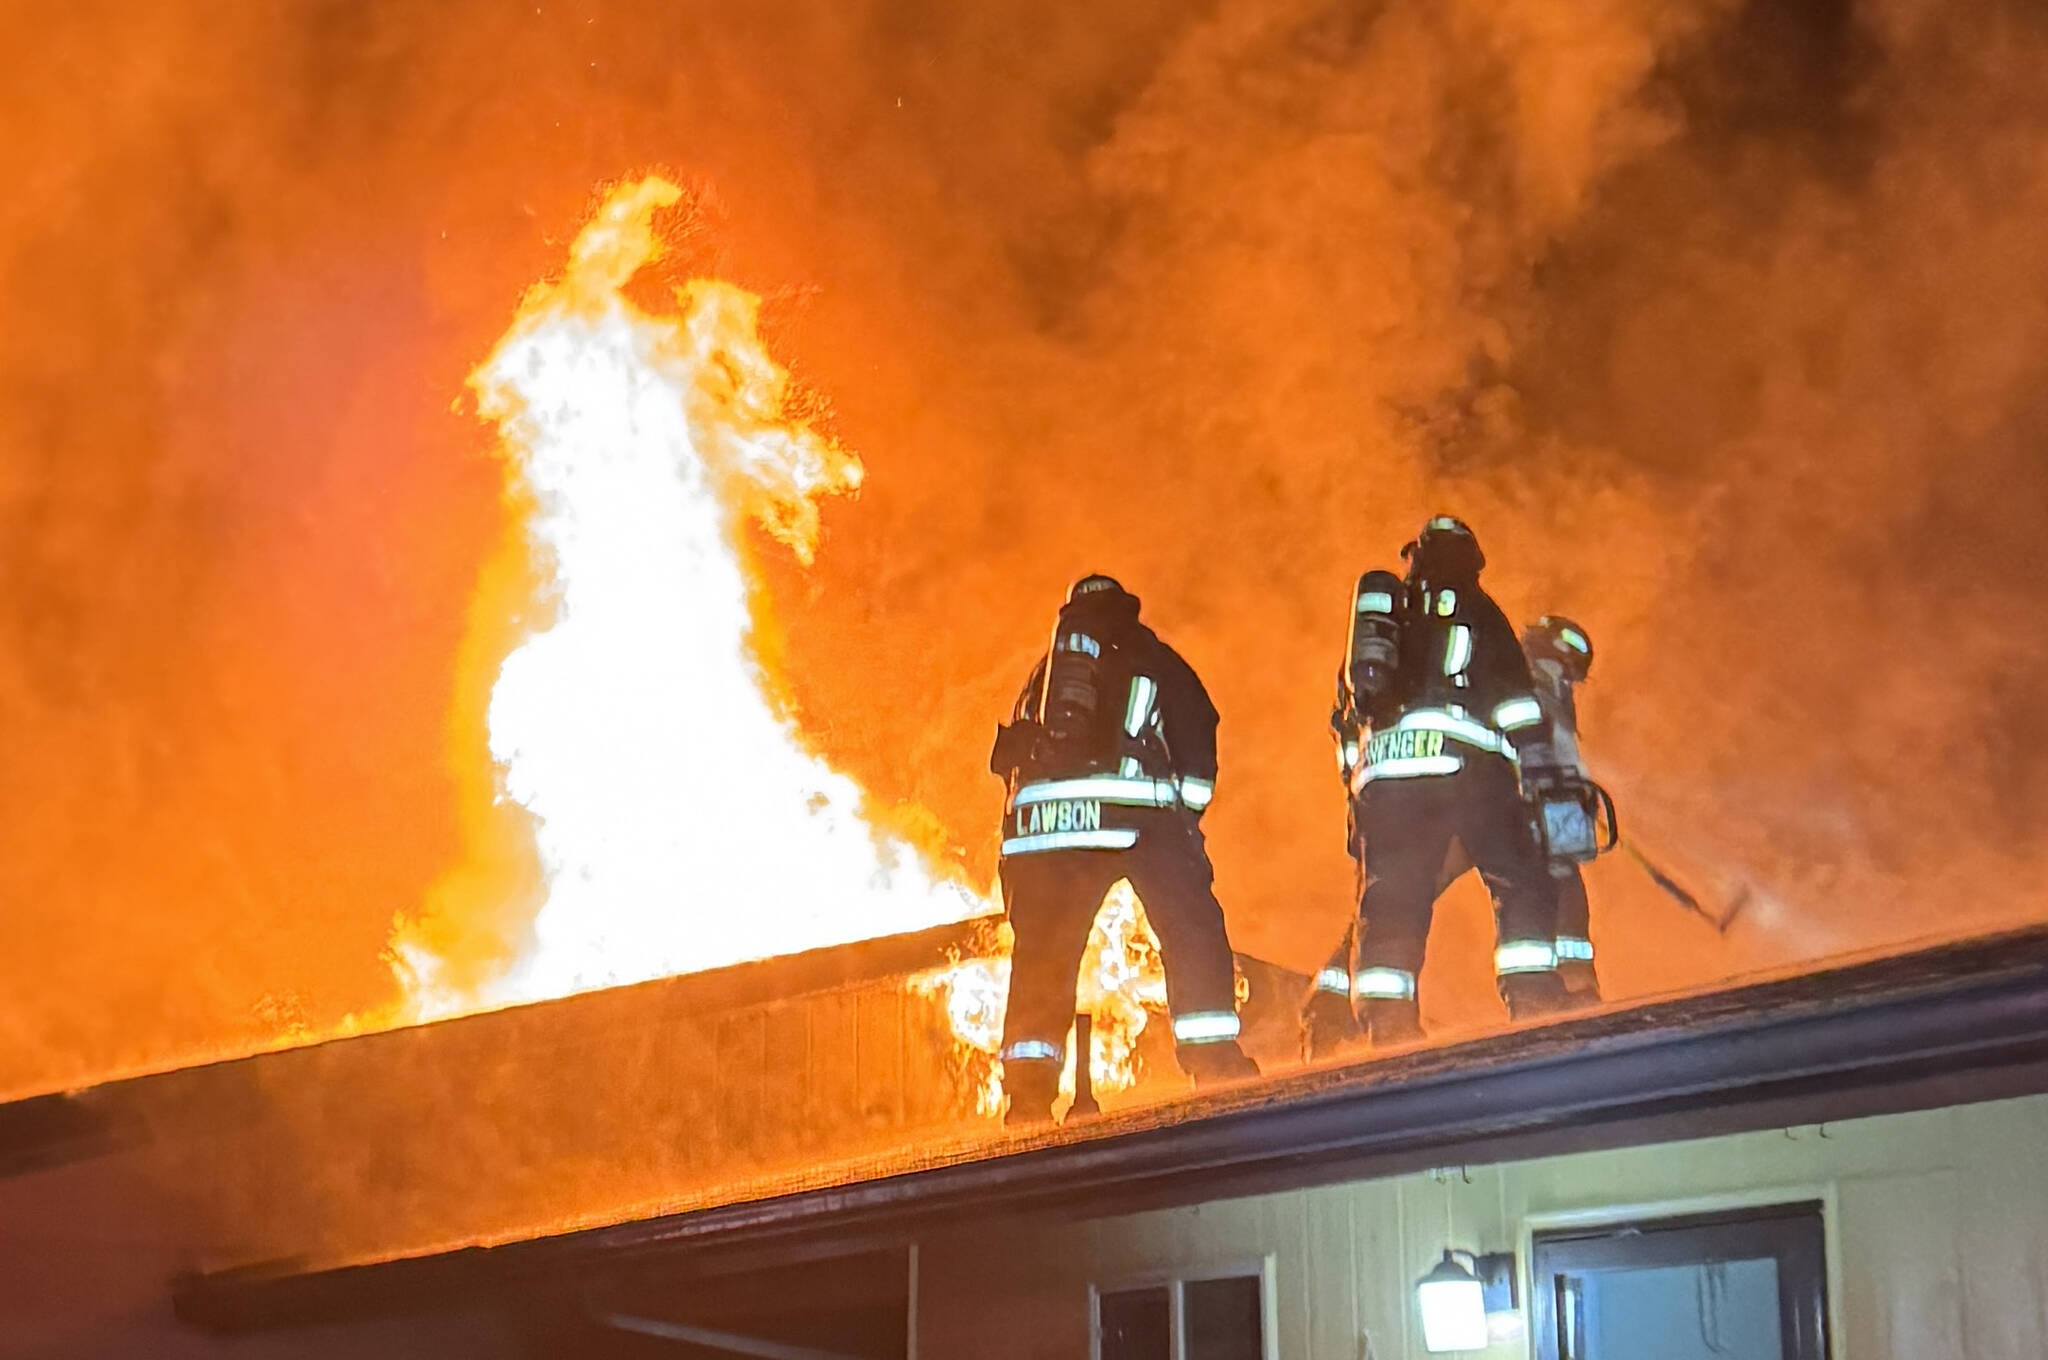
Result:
[1301, 988, 1361, 1061]
[1557, 959, 1602, 1008]
[1179, 1041, 1261, 1087]
[1499, 971, 1572, 1021]
[1001, 1059, 1061, 1127]
[1359, 998, 1424, 1047]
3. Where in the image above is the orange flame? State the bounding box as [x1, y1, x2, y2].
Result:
[389, 176, 1178, 1121]
[390, 177, 990, 1016]
[914, 880, 1169, 1118]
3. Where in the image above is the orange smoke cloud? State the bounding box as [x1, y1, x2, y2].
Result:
[5, 0, 2048, 1096]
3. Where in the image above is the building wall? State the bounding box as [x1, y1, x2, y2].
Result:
[915, 1092, 2048, 1360]
[0, 1152, 521, 1360]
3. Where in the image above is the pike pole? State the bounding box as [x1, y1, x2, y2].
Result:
[1618, 841, 1750, 934]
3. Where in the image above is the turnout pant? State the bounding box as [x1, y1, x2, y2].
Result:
[1353, 753, 1562, 1013]
[1554, 863, 1590, 947]
[1553, 863, 1598, 998]
[998, 810, 1252, 1115]
[1321, 840, 1597, 985]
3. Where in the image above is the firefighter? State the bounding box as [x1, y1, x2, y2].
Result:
[1318, 517, 1568, 1047]
[1518, 615, 1601, 1002]
[1304, 604, 1602, 1054]
[989, 574, 1259, 1124]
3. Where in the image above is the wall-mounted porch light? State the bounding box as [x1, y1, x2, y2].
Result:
[1417, 1251, 1487, 1352]
[1417, 1249, 1519, 1352]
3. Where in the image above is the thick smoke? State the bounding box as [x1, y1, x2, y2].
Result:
[2, 0, 2045, 1095]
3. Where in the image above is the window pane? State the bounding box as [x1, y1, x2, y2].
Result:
[1185, 1275, 1263, 1360]
[1099, 1286, 1171, 1360]
[1579, 1259, 1782, 1360]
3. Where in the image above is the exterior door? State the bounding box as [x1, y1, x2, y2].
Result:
[1531, 1203, 1829, 1360]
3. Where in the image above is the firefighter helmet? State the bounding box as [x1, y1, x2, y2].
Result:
[1065, 573, 1141, 625]
[1068, 573, 1127, 604]
[1524, 615, 1593, 683]
[1400, 515, 1485, 581]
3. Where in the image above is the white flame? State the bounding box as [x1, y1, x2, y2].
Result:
[397, 178, 989, 1015]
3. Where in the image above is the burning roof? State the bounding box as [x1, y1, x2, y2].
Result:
[13, 906, 1301, 1286]
[163, 920, 2048, 1335]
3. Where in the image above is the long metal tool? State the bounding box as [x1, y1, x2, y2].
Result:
[1620, 841, 1748, 934]
[1068, 1012, 1101, 1119]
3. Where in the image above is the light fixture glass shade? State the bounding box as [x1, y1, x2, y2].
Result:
[1417, 1252, 1489, 1352]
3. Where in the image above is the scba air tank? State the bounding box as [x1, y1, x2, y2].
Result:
[1040, 627, 1121, 772]
[1347, 569, 1406, 702]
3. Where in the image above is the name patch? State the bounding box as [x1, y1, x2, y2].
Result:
[1365, 727, 1446, 764]
[1015, 799, 1104, 836]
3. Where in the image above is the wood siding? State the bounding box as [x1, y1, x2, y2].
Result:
[916, 1092, 2048, 1360]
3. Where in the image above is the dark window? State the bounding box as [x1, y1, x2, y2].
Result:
[1099, 1286, 1171, 1360]
[1532, 1202, 1829, 1360]
[1095, 1272, 1265, 1360]
[1184, 1275, 1263, 1360]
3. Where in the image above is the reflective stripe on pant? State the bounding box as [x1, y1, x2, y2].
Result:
[1000, 1039, 1063, 1063]
[1353, 966, 1417, 999]
[998, 808, 1240, 1079]
[1308, 941, 1421, 1002]
[1171, 1009, 1241, 1044]
[1353, 752, 1559, 984]
[1495, 939, 1558, 974]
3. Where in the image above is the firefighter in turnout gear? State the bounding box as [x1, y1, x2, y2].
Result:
[1518, 615, 1601, 1002]
[1305, 606, 1602, 1054]
[989, 575, 1259, 1124]
[1314, 517, 1567, 1047]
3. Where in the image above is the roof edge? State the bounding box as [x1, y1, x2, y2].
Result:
[176, 923, 2048, 1333]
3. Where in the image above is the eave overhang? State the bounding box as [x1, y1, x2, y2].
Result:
[177, 923, 2048, 1333]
